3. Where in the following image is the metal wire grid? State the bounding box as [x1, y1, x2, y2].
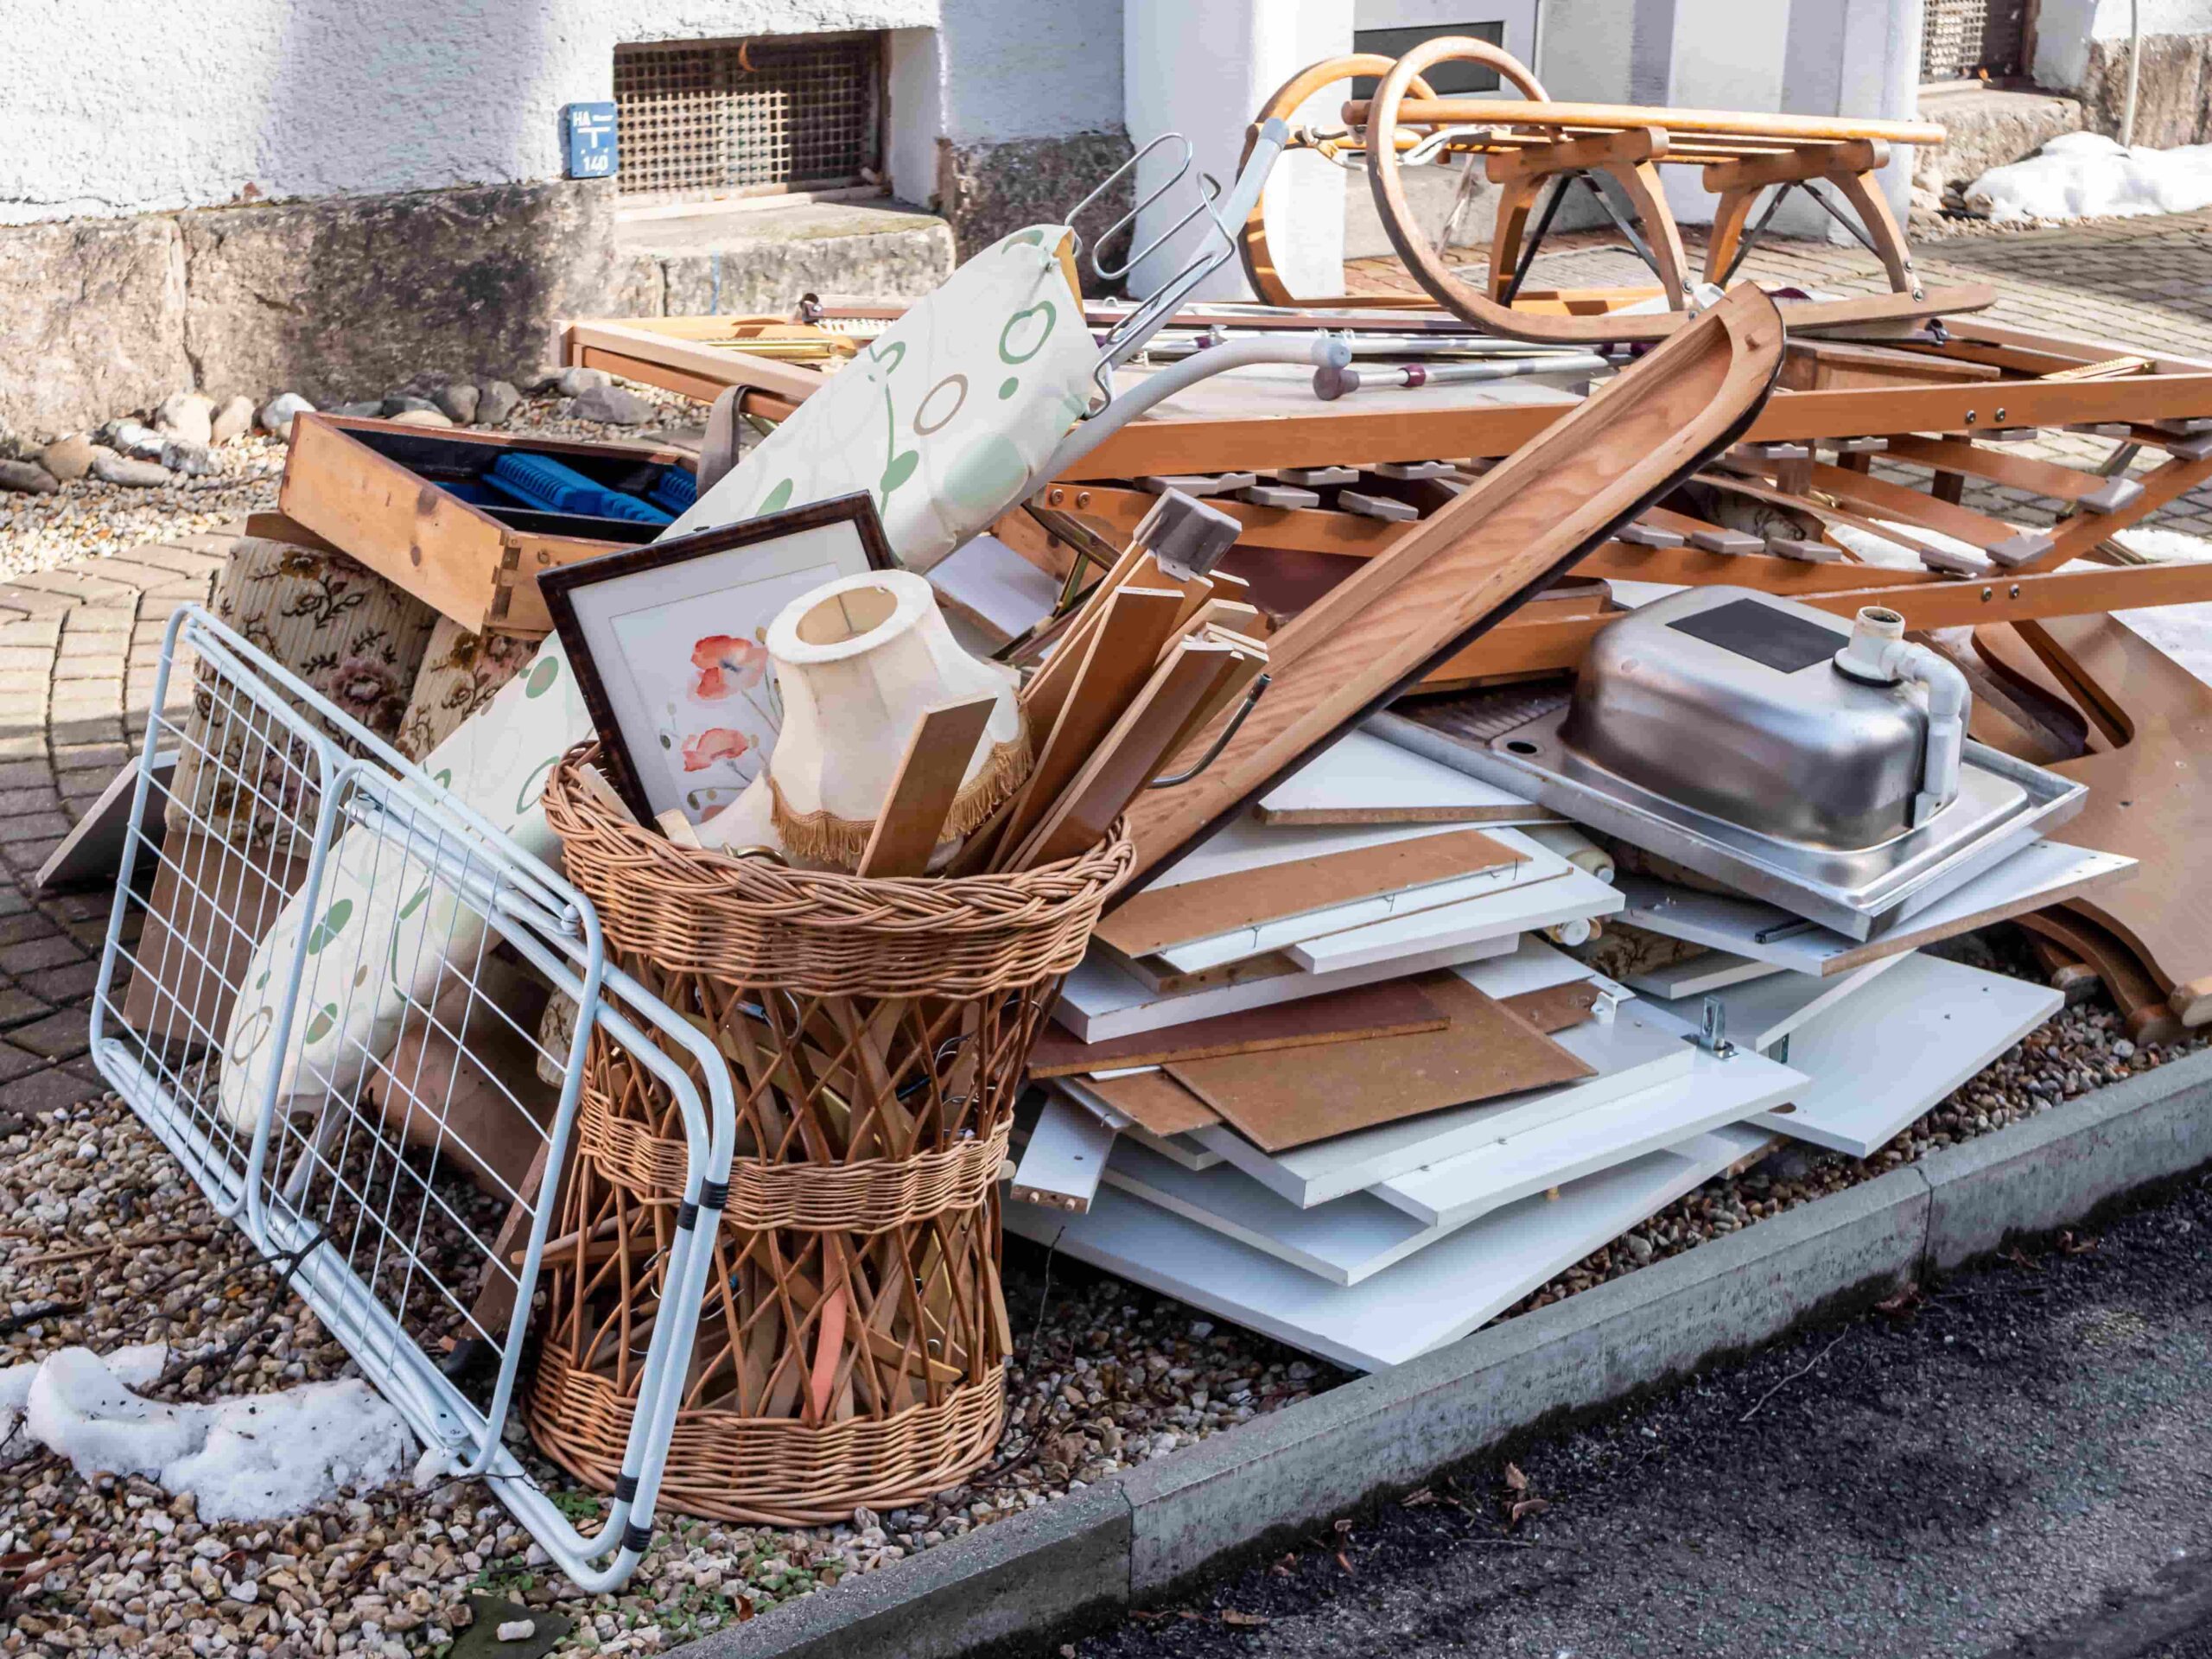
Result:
[86, 607, 737, 1592]
[613, 34, 882, 200]
[1921, 0, 2027, 80]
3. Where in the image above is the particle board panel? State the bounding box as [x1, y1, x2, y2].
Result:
[1009, 1094, 1118, 1213]
[1167, 972, 1595, 1154]
[1616, 841, 2136, 977]
[1027, 978, 1449, 1079]
[1054, 931, 1517, 1044]
[1749, 952, 2063, 1157]
[1287, 861, 1624, 973]
[38, 749, 173, 892]
[1005, 1125, 1772, 1372]
[1648, 950, 1910, 1054]
[1154, 830, 1573, 975]
[1255, 728, 1562, 828]
[1194, 1000, 1695, 1208]
[1370, 1024, 1806, 1228]
[1100, 825, 1528, 960]
[1499, 978, 1608, 1032]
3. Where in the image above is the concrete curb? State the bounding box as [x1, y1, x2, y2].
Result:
[683, 1046, 2212, 1659]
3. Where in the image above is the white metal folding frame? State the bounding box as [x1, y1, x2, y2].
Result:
[87, 606, 735, 1591]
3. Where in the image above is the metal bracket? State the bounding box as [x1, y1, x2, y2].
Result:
[1691, 996, 1738, 1059]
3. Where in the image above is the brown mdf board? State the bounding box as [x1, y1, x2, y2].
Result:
[1012, 638, 1255, 871]
[278, 415, 696, 637]
[2001, 614, 2212, 1021]
[1028, 976, 1448, 1078]
[1119, 284, 1785, 887]
[1498, 978, 1605, 1033]
[1096, 825, 1524, 959]
[855, 696, 1001, 879]
[1083, 1070, 1223, 1138]
[997, 585, 1188, 854]
[1167, 971, 1593, 1153]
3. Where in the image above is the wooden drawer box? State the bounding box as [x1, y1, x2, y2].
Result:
[278, 414, 698, 638]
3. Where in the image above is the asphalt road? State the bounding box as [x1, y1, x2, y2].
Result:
[1068, 1164, 2212, 1659]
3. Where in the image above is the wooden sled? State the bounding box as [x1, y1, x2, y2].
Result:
[1119, 283, 1786, 887]
[1239, 37, 1989, 344]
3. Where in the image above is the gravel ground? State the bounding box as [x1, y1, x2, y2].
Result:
[0, 376, 2204, 1656]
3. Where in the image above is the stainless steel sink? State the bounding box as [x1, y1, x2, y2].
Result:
[1389, 587, 2085, 938]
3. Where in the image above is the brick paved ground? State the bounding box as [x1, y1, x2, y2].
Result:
[1348, 207, 2212, 538]
[0, 539, 216, 1116]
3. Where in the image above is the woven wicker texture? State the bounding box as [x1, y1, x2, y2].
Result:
[529, 750, 1127, 1522]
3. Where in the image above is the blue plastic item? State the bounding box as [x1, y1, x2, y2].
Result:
[649, 467, 698, 515]
[485, 453, 673, 525]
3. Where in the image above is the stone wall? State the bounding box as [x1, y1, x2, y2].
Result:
[936, 132, 1135, 294]
[2075, 33, 2212, 147]
[0, 180, 967, 442]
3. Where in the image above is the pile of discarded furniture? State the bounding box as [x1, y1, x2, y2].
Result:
[67, 34, 2212, 1582]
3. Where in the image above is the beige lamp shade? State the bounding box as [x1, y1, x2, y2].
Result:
[758, 569, 1027, 868]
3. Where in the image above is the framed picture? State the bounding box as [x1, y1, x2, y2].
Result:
[539, 492, 896, 824]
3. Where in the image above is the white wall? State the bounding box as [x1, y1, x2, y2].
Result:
[3, 0, 1115, 227]
[2034, 0, 2212, 87]
[1123, 0, 1354, 301]
[887, 0, 1126, 206]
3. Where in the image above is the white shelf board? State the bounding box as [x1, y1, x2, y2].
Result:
[1056, 931, 1516, 1044]
[1620, 948, 1785, 999]
[1195, 1000, 1694, 1208]
[1009, 1093, 1117, 1212]
[1647, 950, 1910, 1054]
[1006, 1124, 1772, 1373]
[1473, 933, 1633, 1003]
[1617, 841, 2135, 977]
[1288, 862, 1624, 973]
[1750, 951, 2063, 1157]
[1155, 828, 1574, 974]
[1369, 1018, 1806, 1227]
[1255, 729, 1556, 825]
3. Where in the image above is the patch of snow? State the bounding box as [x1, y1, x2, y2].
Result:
[0, 1341, 164, 1466]
[1967, 132, 2212, 224]
[10, 1345, 414, 1520]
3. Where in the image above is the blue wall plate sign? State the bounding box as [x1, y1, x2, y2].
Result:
[563, 102, 620, 179]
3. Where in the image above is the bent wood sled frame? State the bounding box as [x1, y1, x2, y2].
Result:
[1118, 283, 1788, 887]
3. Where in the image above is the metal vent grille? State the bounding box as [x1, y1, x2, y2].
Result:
[613, 33, 881, 200]
[1921, 0, 2026, 81]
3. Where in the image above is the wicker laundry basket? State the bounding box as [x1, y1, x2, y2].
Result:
[527, 745, 1132, 1523]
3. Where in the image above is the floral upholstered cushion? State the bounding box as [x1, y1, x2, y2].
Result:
[167, 537, 438, 844]
[392, 616, 537, 762]
[662, 225, 1100, 572]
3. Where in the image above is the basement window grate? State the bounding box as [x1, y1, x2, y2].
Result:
[1920, 0, 2027, 82]
[613, 33, 882, 201]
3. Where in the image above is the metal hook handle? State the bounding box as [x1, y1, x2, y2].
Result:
[1147, 672, 1271, 790]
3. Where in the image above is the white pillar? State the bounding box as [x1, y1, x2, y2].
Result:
[1122, 0, 1354, 301]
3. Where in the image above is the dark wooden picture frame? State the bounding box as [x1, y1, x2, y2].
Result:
[540, 492, 897, 825]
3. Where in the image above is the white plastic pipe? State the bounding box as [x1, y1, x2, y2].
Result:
[1834, 606, 1968, 825]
